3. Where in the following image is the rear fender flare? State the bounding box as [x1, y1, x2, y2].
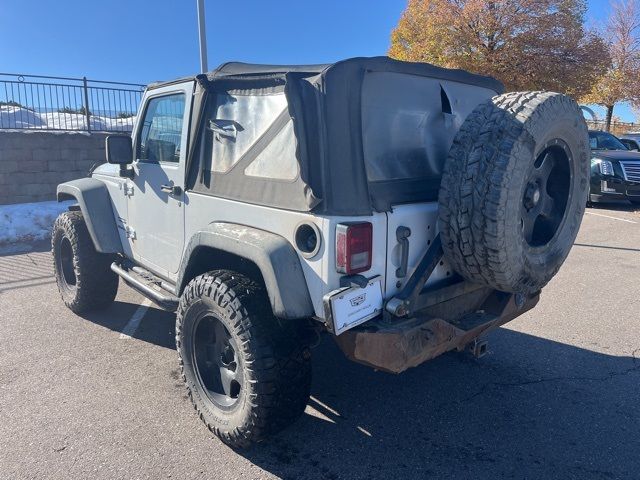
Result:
[177, 223, 314, 320]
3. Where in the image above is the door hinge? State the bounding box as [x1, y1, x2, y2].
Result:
[125, 225, 136, 240]
[123, 184, 134, 197]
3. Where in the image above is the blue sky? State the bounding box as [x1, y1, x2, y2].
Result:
[0, 0, 633, 121]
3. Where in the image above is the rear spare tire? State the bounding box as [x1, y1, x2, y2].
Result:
[438, 91, 589, 294]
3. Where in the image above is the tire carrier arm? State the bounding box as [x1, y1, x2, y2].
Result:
[385, 235, 483, 318]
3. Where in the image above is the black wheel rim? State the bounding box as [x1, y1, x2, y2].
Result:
[58, 236, 77, 288]
[521, 140, 572, 248]
[192, 313, 243, 410]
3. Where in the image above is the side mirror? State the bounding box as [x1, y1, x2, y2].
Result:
[106, 135, 134, 178]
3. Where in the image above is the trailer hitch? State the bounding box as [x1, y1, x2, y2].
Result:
[468, 338, 489, 359]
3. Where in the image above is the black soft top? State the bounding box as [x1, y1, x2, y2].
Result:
[170, 57, 504, 214]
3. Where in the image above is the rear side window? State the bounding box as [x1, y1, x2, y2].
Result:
[192, 86, 312, 212]
[208, 93, 289, 174]
[244, 119, 298, 180]
[137, 94, 186, 163]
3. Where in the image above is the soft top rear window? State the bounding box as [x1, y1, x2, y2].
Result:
[361, 72, 446, 182]
[361, 71, 496, 185]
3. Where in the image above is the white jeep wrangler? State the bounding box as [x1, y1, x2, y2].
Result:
[52, 57, 589, 448]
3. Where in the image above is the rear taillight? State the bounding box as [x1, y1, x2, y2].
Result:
[336, 222, 372, 275]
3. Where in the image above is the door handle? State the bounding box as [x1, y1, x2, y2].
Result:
[160, 184, 182, 196]
[395, 226, 411, 278]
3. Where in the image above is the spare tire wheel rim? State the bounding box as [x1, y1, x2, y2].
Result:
[58, 235, 77, 290]
[191, 312, 244, 411]
[521, 139, 573, 249]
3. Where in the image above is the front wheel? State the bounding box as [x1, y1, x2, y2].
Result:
[176, 271, 311, 448]
[52, 211, 118, 314]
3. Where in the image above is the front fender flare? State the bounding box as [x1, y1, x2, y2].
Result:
[57, 178, 123, 254]
[178, 223, 314, 320]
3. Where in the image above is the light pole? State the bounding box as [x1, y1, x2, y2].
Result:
[197, 0, 208, 73]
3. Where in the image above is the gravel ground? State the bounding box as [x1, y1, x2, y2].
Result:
[0, 204, 638, 480]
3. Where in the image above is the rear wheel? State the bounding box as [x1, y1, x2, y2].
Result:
[52, 211, 118, 313]
[439, 91, 590, 294]
[176, 270, 311, 448]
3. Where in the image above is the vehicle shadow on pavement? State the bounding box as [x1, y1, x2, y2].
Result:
[81, 300, 177, 350]
[239, 328, 640, 479]
[67, 293, 640, 478]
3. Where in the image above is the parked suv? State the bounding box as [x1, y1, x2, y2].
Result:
[588, 130, 640, 205]
[619, 132, 640, 151]
[52, 57, 589, 447]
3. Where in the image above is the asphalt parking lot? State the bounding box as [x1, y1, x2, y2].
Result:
[1, 204, 639, 480]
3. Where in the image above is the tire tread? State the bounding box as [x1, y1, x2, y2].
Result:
[175, 270, 311, 448]
[52, 211, 118, 313]
[438, 91, 588, 293]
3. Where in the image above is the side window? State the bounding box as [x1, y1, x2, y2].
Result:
[137, 93, 186, 163]
[244, 119, 299, 180]
[208, 93, 288, 173]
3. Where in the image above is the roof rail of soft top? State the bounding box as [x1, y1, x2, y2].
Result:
[147, 62, 331, 91]
[213, 61, 330, 77]
[147, 56, 504, 94]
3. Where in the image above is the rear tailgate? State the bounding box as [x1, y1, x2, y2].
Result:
[358, 71, 496, 299]
[384, 202, 452, 298]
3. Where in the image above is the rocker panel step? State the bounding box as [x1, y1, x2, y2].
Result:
[111, 262, 179, 311]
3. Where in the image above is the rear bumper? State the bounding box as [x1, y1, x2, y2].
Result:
[335, 291, 539, 373]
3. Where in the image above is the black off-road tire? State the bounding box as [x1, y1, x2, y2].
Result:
[176, 270, 312, 448]
[52, 211, 118, 313]
[439, 92, 590, 294]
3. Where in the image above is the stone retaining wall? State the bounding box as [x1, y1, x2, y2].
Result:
[0, 130, 109, 205]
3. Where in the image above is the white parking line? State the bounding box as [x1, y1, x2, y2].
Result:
[585, 211, 637, 224]
[119, 299, 153, 339]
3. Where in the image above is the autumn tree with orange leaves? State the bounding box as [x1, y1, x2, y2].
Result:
[389, 0, 608, 98]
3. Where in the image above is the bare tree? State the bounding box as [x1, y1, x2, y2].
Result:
[582, 0, 640, 131]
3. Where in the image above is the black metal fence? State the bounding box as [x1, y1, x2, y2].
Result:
[0, 73, 146, 132]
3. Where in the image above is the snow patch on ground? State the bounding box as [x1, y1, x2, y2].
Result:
[0, 105, 135, 131]
[0, 200, 72, 244]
